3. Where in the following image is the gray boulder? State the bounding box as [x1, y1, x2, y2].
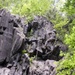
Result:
[0, 9, 66, 75]
[29, 60, 57, 75]
[24, 16, 60, 60]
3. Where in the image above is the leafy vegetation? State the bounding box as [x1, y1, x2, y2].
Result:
[56, 0, 75, 75]
[65, 26, 75, 49]
[0, 0, 52, 21]
[0, 0, 75, 75]
[12, 0, 51, 15]
[57, 50, 75, 75]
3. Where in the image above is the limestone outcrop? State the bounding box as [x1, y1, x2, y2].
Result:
[0, 9, 66, 75]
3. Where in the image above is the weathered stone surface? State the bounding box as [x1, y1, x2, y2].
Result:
[0, 54, 29, 75]
[0, 9, 66, 75]
[0, 67, 10, 75]
[8, 54, 30, 75]
[0, 9, 25, 64]
[0, 9, 13, 64]
[0, 9, 29, 75]
[24, 16, 60, 60]
[29, 60, 57, 75]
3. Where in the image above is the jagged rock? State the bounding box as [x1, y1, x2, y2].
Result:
[56, 38, 68, 52]
[0, 9, 25, 64]
[0, 9, 66, 75]
[24, 16, 60, 60]
[0, 9, 29, 75]
[0, 54, 30, 75]
[0, 67, 10, 75]
[0, 9, 13, 64]
[29, 60, 57, 75]
[8, 54, 30, 75]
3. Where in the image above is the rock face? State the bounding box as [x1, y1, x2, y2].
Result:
[24, 16, 60, 60]
[29, 60, 57, 75]
[0, 9, 29, 75]
[0, 54, 29, 75]
[0, 9, 65, 75]
[0, 9, 13, 63]
[0, 9, 25, 64]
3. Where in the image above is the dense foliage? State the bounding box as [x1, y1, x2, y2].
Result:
[65, 26, 75, 49]
[0, 0, 52, 21]
[57, 50, 75, 75]
[56, 0, 75, 75]
[0, 0, 75, 75]
[10, 0, 51, 22]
